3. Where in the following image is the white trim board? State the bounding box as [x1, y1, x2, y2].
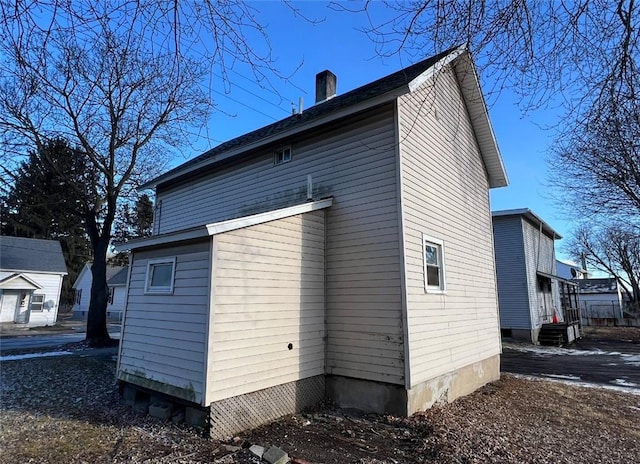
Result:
[115, 198, 334, 251]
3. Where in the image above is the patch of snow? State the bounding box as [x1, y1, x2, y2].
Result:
[542, 374, 582, 381]
[621, 354, 640, 367]
[507, 373, 640, 396]
[612, 379, 639, 387]
[503, 343, 618, 357]
[0, 351, 73, 362]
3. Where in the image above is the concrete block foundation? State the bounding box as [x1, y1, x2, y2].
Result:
[327, 354, 501, 416]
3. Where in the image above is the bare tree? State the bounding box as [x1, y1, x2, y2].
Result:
[550, 92, 640, 220]
[337, 1, 639, 114]
[570, 224, 640, 310]
[0, 1, 293, 345]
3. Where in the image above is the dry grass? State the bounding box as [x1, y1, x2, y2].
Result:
[1, 347, 639, 463]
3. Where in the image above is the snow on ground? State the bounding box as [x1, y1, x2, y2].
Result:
[509, 373, 640, 395]
[621, 354, 640, 367]
[613, 379, 639, 387]
[0, 351, 73, 362]
[542, 374, 582, 381]
[504, 342, 620, 357]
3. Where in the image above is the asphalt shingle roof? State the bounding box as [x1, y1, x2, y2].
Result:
[0, 236, 67, 274]
[107, 266, 129, 285]
[149, 48, 456, 188]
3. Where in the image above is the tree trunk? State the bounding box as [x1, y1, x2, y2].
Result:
[86, 237, 113, 347]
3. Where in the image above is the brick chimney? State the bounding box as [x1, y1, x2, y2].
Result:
[315, 70, 337, 104]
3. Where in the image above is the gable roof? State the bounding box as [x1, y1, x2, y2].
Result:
[107, 266, 129, 286]
[0, 236, 67, 274]
[0, 273, 43, 290]
[142, 46, 507, 191]
[577, 278, 619, 294]
[72, 262, 128, 287]
[492, 208, 562, 240]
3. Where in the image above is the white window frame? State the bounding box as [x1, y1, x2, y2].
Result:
[274, 146, 292, 165]
[144, 257, 176, 295]
[423, 234, 447, 294]
[108, 287, 115, 305]
[31, 294, 45, 312]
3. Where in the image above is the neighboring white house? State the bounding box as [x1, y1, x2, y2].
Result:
[73, 263, 128, 321]
[492, 209, 581, 344]
[577, 278, 625, 323]
[556, 259, 588, 280]
[115, 46, 509, 438]
[0, 236, 67, 327]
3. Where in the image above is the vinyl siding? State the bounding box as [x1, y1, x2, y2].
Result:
[492, 216, 531, 329]
[398, 67, 501, 388]
[107, 286, 126, 319]
[207, 210, 325, 403]
[118, 240, 211, 404]
[522, 219, 558, 328]
[157, 107, 404, 385]
[72, 266, 92, 314]
[0, 272, 63, 326]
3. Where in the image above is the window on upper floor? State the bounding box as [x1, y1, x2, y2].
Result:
[423, 234, 447, 293]
[75, 289, 82, 305]
[145, 257, 176, 294]
[108, 287, 115, 305]
[274, 146, 292, 165]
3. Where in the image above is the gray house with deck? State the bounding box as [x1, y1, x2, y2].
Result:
[116, 46, 509, 437]
[492, 209, 581, 344]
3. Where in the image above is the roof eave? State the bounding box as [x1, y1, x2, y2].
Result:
[139, 91, 406, 191]
[450, 51, 508, 189]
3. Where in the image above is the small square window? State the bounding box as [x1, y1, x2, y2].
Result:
[145, 258, 176, 294]
[423, 235, 446, 293]
[31, 294, 44, 312]
[274, 147, 292, 165]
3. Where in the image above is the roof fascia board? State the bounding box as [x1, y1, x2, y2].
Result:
[141, 94, 404, 191]
[114, 226, 210, 252]
[117, 198, 333, 251]
[0, 273, 44, 289]
[408, 45, 466, 93]
[0, 268, 67, 276]
[72, 263, 91, 288]
[493, 209, 561, 239]
[451, 52, 508, 188]
[206, 198, 333, 236]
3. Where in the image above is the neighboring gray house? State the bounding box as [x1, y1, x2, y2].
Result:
[73, 263, 129, 321]
[492, 209, 581, 344]
[116, 46, 509, 438]
[0, 236, 67, 327]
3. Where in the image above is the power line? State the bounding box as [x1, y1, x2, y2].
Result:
[213, 90, 280, 121]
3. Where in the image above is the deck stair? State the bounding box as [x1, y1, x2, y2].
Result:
[538, 323, 567, 346]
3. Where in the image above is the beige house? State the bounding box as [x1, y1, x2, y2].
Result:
[116, 46, 508, 437]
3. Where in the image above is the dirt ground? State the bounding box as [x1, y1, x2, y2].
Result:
[1, 328, 639, 463]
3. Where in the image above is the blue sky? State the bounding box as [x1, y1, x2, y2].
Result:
[180, 1, 575, 261]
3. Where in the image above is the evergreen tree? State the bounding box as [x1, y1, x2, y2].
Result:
[1, 138, 96, 305]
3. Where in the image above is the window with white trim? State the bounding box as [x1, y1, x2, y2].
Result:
[274, 146, 292, 165]
[145, 257, 176, 294]
[108, 287, 115, 305]
[423, 235, 446, 293]
[31, 294, 44, 312]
